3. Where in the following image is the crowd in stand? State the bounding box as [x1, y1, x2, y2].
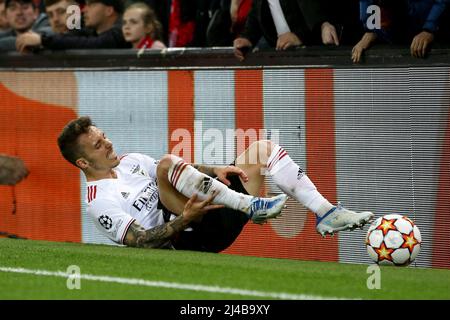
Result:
[0, 0, 449, 61]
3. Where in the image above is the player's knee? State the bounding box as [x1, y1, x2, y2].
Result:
[252, 139, 274, 151]
[249, 140, 275, 165]
[157, 154, 175, 174]
[158, 154, 185, 181]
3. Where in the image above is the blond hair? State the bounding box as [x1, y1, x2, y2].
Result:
[125, 2, 163, 41]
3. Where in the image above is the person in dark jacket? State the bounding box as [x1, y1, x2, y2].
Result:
[16, 0, 130, 52]
[0, 0, 52, 52]
[233, 0, 340, 60]
[352, 0, 450, 62]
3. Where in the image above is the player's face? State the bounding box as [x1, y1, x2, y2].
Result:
[77, 126, 120, 171]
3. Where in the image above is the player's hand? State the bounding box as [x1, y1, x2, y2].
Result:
[214, 166, 249, 186]
[410, 31, 434, 58]
[0, 155, 29, 185]
[233, 37, 252, 61]
[276, 32, 302, 50]
[182, 193, 224, 222]
[16, 31, 42, 53]
[321, 22, 339, 46]
[351, 32, 377, 63]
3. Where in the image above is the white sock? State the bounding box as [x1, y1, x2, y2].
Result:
[267, 145, 334, 217]
[168, 156, 254, 214]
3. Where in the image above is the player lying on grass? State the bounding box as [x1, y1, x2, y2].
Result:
[57, 116, 374, 251]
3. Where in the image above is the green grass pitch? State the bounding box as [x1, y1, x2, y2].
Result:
[0, 238, 449, 300]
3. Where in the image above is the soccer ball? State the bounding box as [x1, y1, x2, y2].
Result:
[366, 214, 422, 266]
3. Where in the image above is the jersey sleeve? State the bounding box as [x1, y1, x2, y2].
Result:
[87, 197, 135, 245]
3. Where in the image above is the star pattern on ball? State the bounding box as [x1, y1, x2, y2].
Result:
[401, 231, 419, 254]
[376, 218, 397, 236]
[375, 242, 394, 262]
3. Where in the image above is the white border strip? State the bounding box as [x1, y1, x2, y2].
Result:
[0, 266, 358, 300]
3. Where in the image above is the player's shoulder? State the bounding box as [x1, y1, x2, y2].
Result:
[119, 152, 155, 163]
[118, 152, 140, 162]
[119, 152, 159, 167]
[86, 181, 118, 207]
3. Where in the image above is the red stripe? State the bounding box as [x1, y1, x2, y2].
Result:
[171, 163, 182, 187]
[269, 149, 287, 171]
[87, 185, 97, 203]
[173, 163, 188, 189]
[87, 186, 92, 203]
[170, 160, 184, 184]
[234, 70, 264, 155]
[267, 147, 283, 171]
[277, 150, 288, 163]
[121, 218, 136, 245]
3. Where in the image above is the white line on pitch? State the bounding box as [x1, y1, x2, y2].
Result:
[0, 266, 358, 300]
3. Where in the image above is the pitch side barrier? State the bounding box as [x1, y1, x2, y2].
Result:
[1, 45, 450, 69]
[1, 46, 449, 269]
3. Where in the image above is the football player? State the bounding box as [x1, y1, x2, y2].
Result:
[57, 116, 373, 251]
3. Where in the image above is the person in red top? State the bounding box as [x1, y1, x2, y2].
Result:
[122, 1, 165, 49]
[168, 0, 194, 47]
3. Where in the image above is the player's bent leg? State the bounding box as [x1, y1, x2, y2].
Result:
[246, 140, 375, 235]
[156, 154, 189, 215]
[166, 154, 287, 224]
[234, 139, 274, 196]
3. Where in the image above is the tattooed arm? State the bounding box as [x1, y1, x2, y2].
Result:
[123, 216, 187, 249]
[123, 192, 223, 249]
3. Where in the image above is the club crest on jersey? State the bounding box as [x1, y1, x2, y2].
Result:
[130, 164, 148, 177]
[131, 164, 140, 174]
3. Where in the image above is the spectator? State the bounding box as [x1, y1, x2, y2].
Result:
[233, 0, 340, 61]
[352, 0, 450, 62]
[33, 0, 46, 12]
[0, 0, 51, 52]
[16, 0, 130, 52]
[206, 0, 253, 46]
[0, 154, 29, 185]
[230, 0, 252, 36]
[142, 0, 169, 44]
[0, 0, 11, 33]
[122, 2, 165, 49]
[44, 0, 78, 34]
[328, 0, 364, 45]
[168, 0, 210, 47]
